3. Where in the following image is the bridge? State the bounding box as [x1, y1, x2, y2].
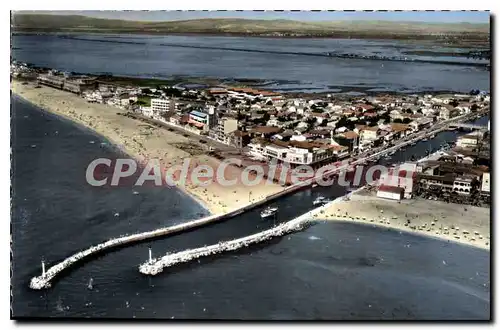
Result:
[448, 122, 488, 130]
[29, 112, 486, 289]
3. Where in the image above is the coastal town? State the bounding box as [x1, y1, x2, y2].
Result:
[12, 60, 491, 253]
[11, 60, 490, 200]
[10, 10, 493, 322]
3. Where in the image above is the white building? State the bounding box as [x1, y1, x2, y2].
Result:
[377, 185, 404, 200]
[151, 98, 172, 115]
[481, 173, 490, 195]
[453, 176, 473, 195]
[457, 134, 481, 148]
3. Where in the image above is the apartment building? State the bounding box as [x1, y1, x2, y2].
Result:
[209, 117, 239, 144]
[248, 140, 344, 167]
[151, 98, 175, 115]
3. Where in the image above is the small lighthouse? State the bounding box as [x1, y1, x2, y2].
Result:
[148, 247, 153, 263]
[41, 259, 46, 277]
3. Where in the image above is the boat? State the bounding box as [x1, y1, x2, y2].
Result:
[87, 278, 93, 290]
[313, 196, 332, 206]
[421, 138, 428, 142]
[260, 206, 278, 218]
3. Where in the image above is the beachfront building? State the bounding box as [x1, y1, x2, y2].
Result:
[37, 74, 64, 89]
[481, 172, 490, 201]
[37, 74, 97, 94]
[379, 163, 417, 199]
[452, 176, 474, 195]
[209, 117, 238, 144]
[185, 110, 212, 132]
[247, 139, 346, 168]
[418, 174, 456, 193]
[151, 98, 174, 115]
[376, 185, 404, 200]
[208, 116, 250, 148]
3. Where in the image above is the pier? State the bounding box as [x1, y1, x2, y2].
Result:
[139, 219, 308, 275]
[138, 190, 354, 275]
[29, 111, 487, 289]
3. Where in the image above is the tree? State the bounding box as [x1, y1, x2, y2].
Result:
[335, 116, 350, 129]
[266, 100, 273, 106]
[402, 118, 412, 124]
[449, 99, 459, 107]
[393, 118, 403, 123]
[306, 117, 316, 126]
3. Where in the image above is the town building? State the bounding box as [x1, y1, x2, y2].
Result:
[481, 172, 490, 200]
[188, 110, 210, 131]
[212, 117, 238, 142]
[378, 164, 417, 199]
[247, 139, 346, 167]
[37, 74, 97, 94]
[376, 185, 405, 200]
[456, 133, 482, 149]
[151, 98, 174, 115]
[452, 176, 474, 195]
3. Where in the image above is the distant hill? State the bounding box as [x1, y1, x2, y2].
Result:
[11, 13, 490, 41]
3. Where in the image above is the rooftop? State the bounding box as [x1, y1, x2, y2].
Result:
[251, 126, 282, 135]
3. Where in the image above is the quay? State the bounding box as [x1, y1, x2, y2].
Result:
[29, 111, 486, 289]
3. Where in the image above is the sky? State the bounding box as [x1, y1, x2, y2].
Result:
[20, 10, 490, 23]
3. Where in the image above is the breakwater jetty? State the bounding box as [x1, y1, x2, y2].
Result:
[138, 188, 360, 275]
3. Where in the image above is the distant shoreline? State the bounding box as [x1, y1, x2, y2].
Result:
[12, 30, 490, 47]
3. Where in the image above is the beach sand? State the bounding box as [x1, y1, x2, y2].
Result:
[314, 189, 490, 250]
[12, 81, 284, 214]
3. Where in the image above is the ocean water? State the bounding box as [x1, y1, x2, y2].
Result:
[11, 34, 490, 93]
[10, 96, 490, 319]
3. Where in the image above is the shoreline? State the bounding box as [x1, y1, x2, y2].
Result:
[312, 191, 490, 251]
[12, 31, 489, 45]
[318, 217, 490, 252]
[11, 81, 286, 214]
[13, 91, 216, 214]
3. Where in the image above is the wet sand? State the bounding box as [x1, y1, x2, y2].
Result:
[11, 81, 283, 214]
[314, 190, 490, 250]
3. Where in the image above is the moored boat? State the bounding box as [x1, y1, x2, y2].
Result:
[313, 196, 332, 206]
[260, 206, 278, 218]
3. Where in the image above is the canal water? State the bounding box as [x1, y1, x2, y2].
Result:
[11, 96, 490, 319]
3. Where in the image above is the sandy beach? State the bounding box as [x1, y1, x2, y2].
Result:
[314, 189, 490, 250]
[12, 81, 284, 214]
